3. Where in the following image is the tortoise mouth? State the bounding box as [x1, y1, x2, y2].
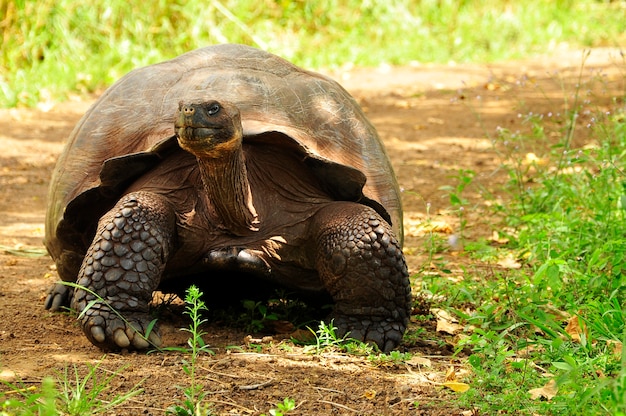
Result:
[176, 125, 223, 142]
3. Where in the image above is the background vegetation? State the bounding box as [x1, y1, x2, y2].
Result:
[1, 0, 625, 107]
[432, 71, 626, 414]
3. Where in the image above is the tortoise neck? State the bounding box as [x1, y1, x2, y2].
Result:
[197, 146, 259, 236]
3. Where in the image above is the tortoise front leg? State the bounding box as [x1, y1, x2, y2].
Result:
[311, 202, 412, 352]
[72, 191, 176, 351]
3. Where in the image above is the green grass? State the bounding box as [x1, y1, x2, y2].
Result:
[423, 60, 626, 414]
[2, 0, 625, 107]
[0, 360, 143, 415]
[302, 320, 375, 355]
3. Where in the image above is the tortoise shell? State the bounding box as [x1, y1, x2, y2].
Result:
[45, 43, 403, 282]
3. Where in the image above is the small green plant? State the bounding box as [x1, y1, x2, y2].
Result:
[261, 397, 296, 416]
[57, 361, 143, 415]
[1, 377, 58, 416]
[1, 360, 143, 415]
[241, 299, 279, 332]
[165, 285, 214, 416]
[200, 290, 315, 335]
[303, 320, 373, 355]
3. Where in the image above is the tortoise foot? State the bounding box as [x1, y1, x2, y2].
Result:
[72, 191, 175, 351]
[313, 202, 412, 352]
[331, 314, 405, 352]
[44, 282, 73, 312]
[74, 292, 162, 350]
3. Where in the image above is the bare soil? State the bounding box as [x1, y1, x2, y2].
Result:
[0, 48, 623, 415]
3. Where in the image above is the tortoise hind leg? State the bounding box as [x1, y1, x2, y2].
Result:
[311, 202, 412, 352]
[72, 191, 176, 351]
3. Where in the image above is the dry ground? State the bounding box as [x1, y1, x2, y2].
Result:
[0, 48, 624, 415]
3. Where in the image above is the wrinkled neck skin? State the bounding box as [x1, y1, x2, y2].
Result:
[197, 147, 259, 236]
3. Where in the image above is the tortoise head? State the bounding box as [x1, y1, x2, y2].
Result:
[175, 100, 243, 158]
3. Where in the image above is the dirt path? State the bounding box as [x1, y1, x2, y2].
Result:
[0, 48, 623, 415]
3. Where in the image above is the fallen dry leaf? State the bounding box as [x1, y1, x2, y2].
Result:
[440, 365, 470, 392]
[437, 319, 462, 335]
[427, 220, 453, 234]
[564, 314, 588, 343]
[524, 152, 547, 165]
[363, 390, 377, 399]
[442, 381, 471, 393]
[403, 213, 454, 238]
[407, 356, 432, 367]
[528, 379, 557, 400]
[490, 230, 509, 244]
[445, 366, 457, 381]
[433, 308, 463, 335]
[497, 254, 521, 269]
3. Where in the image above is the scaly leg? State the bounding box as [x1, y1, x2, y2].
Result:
[72, 192, 176, 351]
[311, 202, 411, 352]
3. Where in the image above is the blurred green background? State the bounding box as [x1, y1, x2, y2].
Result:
[1, 0, 625, 108]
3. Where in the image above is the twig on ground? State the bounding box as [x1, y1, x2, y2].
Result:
[237, 379, 274, 390]
[314, 386, 346, 395]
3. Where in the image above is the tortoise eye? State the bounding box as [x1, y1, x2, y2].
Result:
[208, 103, 220, 115]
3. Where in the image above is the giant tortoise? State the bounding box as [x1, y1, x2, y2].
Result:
[44, 44, 411, 352]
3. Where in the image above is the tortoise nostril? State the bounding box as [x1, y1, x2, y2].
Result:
[182, 105, 195, 116]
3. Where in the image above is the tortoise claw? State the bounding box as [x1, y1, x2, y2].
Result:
[113, 328, 130, 348]
[77, 297, 162, 351]
[44, 282, 72, 312]
[332, 314, 405, 352]
[91, 325, 106, 343]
